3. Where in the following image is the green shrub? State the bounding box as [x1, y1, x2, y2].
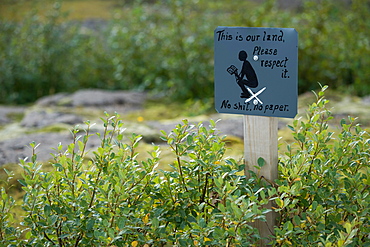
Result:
[0, 169, 21, 246]
[0, 87, 369, 246]
[13, 115, 270, 246]
[275, 86, 370, 246]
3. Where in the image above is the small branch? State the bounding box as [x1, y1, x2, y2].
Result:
[260, 176, 277, 188]
[200, 173, 209, 203]
[43, 232, 56, 245]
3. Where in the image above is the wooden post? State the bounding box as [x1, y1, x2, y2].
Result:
[243, 115, 278, 246]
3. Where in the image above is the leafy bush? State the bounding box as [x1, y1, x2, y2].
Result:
[10, 115, 270, 246]
[0, 169, 21, 245]
[0, 87, 369, 246]
[1, 0, 370, 104]
[274, 86, 370, 246]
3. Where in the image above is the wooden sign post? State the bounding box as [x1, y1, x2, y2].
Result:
[214, 27, 298, 246]
[244, 115, 278, 245]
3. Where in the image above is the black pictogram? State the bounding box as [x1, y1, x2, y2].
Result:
[227, 50, 259, 98]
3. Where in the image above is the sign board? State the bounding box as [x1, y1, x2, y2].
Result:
[214, 27, 298, 118]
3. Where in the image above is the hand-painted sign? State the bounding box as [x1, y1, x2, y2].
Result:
[214, 27, 298, 118]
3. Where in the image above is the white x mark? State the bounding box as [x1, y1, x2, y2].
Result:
[245, 87, 266, 105]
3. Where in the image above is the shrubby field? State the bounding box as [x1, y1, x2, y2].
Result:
[0, 0, 369, 245]
[0, 87, 369, 246]
[0, 0, 369, 104]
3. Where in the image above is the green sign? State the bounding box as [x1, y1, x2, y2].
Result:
[214, 27, 298, 118]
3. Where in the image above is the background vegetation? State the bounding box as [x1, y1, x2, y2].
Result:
[0, 0, 369, 104]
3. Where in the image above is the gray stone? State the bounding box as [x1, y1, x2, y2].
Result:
[21, 110, 83, 128]
[0, 106, 25, 125]
[71, 89, 146, 108]
[35, 93, 71, 107]
[0, 131, 102, 166]
[148, 116, 287, 141]
[0, 133, 71, 165]
[6, 89, 368, 167]
[362, 95, 370, 105]
[35, 89, 147, 112]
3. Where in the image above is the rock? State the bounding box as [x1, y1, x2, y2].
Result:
[0, 89, 149, 166]
[148, 117, 245, 139]
[0, 133, 71, 165]
[35, 89, 147, 112]
[146, 115, 288, 142]
[0, 131, 102, 165]
[0, 114, 9, 125]
[4, 88, 369, 167]
[362, 95, 370, 105]
[35, 93, 71, 107]
[80, 18, 107, 31]
[0, 106, 25, 125]
[213, 117, 244, 139]
[21, 110, 83, 128]
[71, 89, 146, 108]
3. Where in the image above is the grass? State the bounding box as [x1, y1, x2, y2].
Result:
[125, 98, 216, 122]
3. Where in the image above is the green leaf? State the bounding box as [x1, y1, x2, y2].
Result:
[238, 164, 245, 172]
[297, 133, 305, 143]
[152, 217, 159, 228]
[86, 218, 95, 230]
[257, 157, 265, 168]
[286, 221, 294, 232]
[293, 215, 300, 226]
[214, 177, 223, 188]
[186, 134, 193, 145]
[219, 203, 226, 213]
[48, 215, 58, 225]
[44, 205, 51, 216]
[312, 201, 318, 210]
[117, 217, 126, 230]
[77, 140, 85, 152]
[276, 198, 284, 208]
[198, 218, 206, 228]
[167, 138, 175, 145]
[213, 227, 224, 238]
[231, 203, 242, 219]
[18, 179, 27, 187]
[344, 222, 352, 234]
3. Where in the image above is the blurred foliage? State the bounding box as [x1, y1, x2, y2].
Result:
[0, 0, 369, 104]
